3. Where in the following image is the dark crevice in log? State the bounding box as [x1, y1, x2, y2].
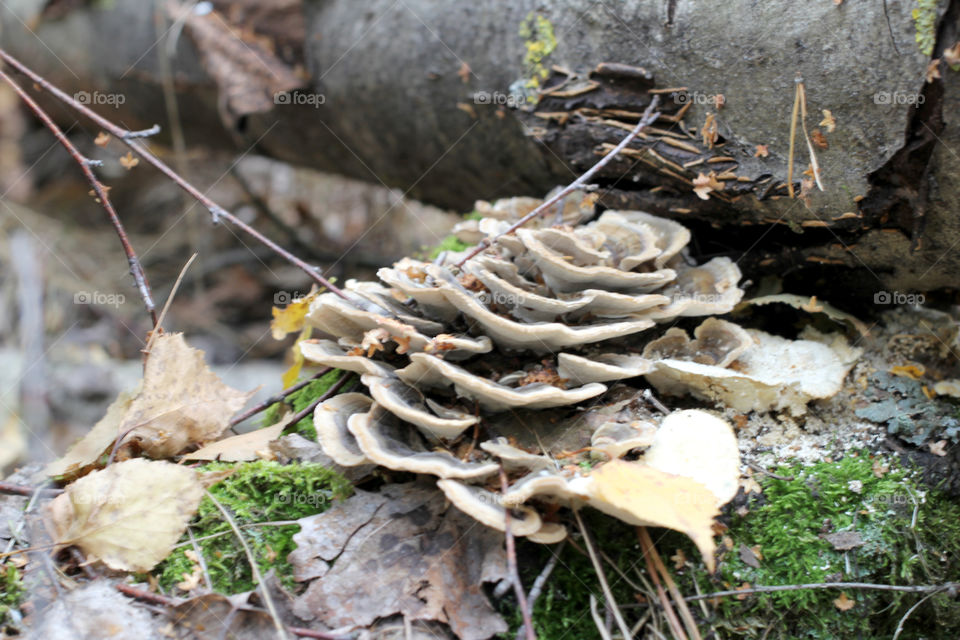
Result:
[860, 0, 956, 252]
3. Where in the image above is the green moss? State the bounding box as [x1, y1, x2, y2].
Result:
[687, 453, 960, 638]
[912, 0, 939, 56]
[155, 460, 351, 594]
[0, 561, 23, 624]
[498, 454, 960, 639]
[426, 234, 472, 260]
[519, 13, 557, 88]
[263, 369, 350, 440]
[497, 514, 642, 639]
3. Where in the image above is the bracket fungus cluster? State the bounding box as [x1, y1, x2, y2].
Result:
[301, 191, 858, 565]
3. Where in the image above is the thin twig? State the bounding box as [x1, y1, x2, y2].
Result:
[0, 482, 62, 497]
[573, 508, 633, 640]
[114, 584, 351, 640]
[0, 66, 157, 324]
[186, 527, 213, 592]
[744, 460, 794, 482]
[892, 587, 949, 640]
[230, 367, 334, 427]
[284, 372, 354, 427]
[685, 581, 958, 602]
[589, 594, 614, 640]
[637, 528, 686, 640]
[501, 469, 535, 640]
[787, 76, 801, 199]
[638, 527, 701, 640]
[455, 95, 662, 267]
[205, 490, 289, 640]
[513, 540, 564, 640]
[0, 48, 346, 300]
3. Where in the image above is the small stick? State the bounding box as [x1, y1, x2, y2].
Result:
[501, 468, 535, 640]
[787, 76, 801, 199]
[0, 48, 346, 300]
[744, 460, 794, 482]
[230, 367, 334, 427]
[0, 66, 157, 324]
[685, 581, 959, 602]
[114, 584, 351, 640]
[638, 527, 701, 640]
[455, 95, 661, 267]
[186, 527, 213, 592]
[637, 527, 686, 640]
[205, 490, 289, 640]
[283, 372, 353, 427]
[892, 587, 949, 640]
[573, 508, 633, 640]
[0, 482, 62, 497]
[589, 594, 614, 640]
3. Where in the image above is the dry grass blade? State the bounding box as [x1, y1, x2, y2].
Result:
[205, 490, 289, 640]
[797, 81, 824, 191]
[574, 508, 633, 640]
[787, 76, 801, 199]
[501, 469, 535, 640]
[637, 527, 687, 640]
[638, 527, 702, 640]
[589, 594, 614, 640]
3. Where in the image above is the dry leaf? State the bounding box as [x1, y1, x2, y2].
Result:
[670, 548, 687, 570]
[270, 291, 318, 340]
[172, 0, 302, 120]
[819, 110, 836, 133]
[46, 458, 204, 571]
[282, 326, 312, 388]
[739, 543, 761, 568]
[810, 129, 828, 149]
[25, 582, 160, 640]
[823, 531, 864, 551]
[119, 152, 139, 170]
[177, 550, 204, 591]
[692, 171, 723, 200]
[701, 113, 718, 148]
[754, 144, 769, 158]
[735, 582, 751, 600]
[170, 591, 279, 638]
[578, 460, 721, 571]
[801, 295, 825, 313]
[45, 387, 139, 478]
[121, 333, 254, 457]
[291, 483, 508, 639]
[929, 440, 947, 457]
[833, 592, 855, 611]
[182, 415, 292, 462]
[926, 58, 942, 83]
[94, 131, 110, 147]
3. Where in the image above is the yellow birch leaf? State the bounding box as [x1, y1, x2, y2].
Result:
[282, 325, 312, 388]
[271, 291, 318, 340]
[45, 459, 204, 571]
[582, 460, 721, 571]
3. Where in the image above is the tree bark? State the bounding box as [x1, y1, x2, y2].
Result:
[1, 0, 958, 294]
